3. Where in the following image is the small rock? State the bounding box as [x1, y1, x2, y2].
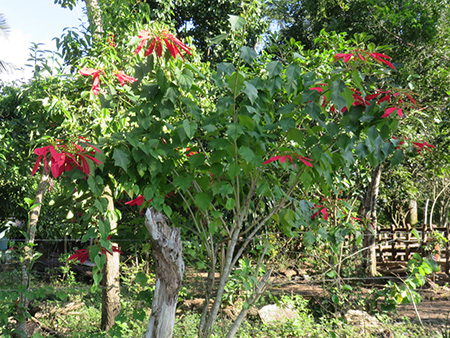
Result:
[258, 304, 299, 325]
[344, 309, 380, 327]
[283, 269, 297, 279]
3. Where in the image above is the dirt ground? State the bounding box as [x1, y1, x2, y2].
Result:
[268, 270, 450, 325]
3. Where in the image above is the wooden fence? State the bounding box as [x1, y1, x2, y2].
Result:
[376, 224, 450, 274]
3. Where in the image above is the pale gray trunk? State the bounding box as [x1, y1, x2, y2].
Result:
[362, 165, 381, 277]
[101, 186, 121, 331]
[17, 171, 49, 335]
[144, 208, 184, 338]
[84, 0, 103, 36]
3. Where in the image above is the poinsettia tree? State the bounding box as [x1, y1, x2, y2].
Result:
[51, 16, 435, 336]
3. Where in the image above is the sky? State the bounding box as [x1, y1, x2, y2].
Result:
[0, 0, 87, 81]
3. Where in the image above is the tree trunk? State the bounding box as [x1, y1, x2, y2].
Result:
[16, 171, 49, 335]
[144, 207, 184, 338]
[362, 165, 381, 277]
[407, 199, 418, 226]
[84, 0, 103, 36]
[101, 186, 121, 331]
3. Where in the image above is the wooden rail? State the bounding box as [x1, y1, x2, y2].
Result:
[376, 224, 450, 274]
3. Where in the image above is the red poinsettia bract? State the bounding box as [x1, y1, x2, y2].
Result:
[263, 154, 313, 169]
[101, 245, 123, 256]
[114, 71, 137, 86]
[68, 249, 89, 264]
[134, 29, 191, 61]
[79, 68, 104, 95]
[125, 195, 146, 206]
[382, 106, 403, 118]
[333, 50, 396, 70]
[31, 141, 102, 178]
[311, 205, 329, 221]
[412, 141, 435, 155]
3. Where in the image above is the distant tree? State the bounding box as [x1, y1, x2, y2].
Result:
[268, 0, 441, 57]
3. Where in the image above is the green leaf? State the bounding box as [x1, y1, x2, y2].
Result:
[227, 71, 245, 94]
[355, 143, 369, 159]
[24, 198, 35, 207]
[239, 146, 255, 163]
[81, 227, 97, 243]
[210, 33, 229, 45]
[411, 228, 421, 245]
[94, 198, 106, 213]
[238, 115, 255, 130]
[326, 122, 339, 136]
[243, 81, 258, 104]
[225, 198, 235, 210]
[183, 119, 198, 139]
[227, 163, 240, 179]
[266, 61, 283, 78]
[303, 231, 316, 247]
[217, 63, 235, 76]
[390, 149, 403, 166]
[277, 104, 296, 116]
[177, 68, 194, 91]
[228, 15, 246, 31]
[287, 128, 304, 144]
[99, 220, 111, 239]
[285, 64, 301, 83]
[331, 79, 347, 111]
[240, 46, 257, 65]
[267, 76, 282, 97]
[194, 192, 211, 211]
[113, 149, 130, 171]
[173, 174, 194, 192]
[87, 176, 101, 196]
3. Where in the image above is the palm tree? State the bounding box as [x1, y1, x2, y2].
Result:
[0, 13, 13, 74]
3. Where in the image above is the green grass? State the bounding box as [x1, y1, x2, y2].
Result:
[0, 264, 445, 337]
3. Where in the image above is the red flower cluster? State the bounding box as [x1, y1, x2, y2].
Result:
[392, 136, 435, 155]
[114, 71, 137, 87]
[134, 29, 192, 61]
[263, 154, 312, 169]
[79, 68, 104, 95]
[80, 27, 190, 95]
[31, 139, 102, 178]
[412, 141, 435, 155]
[334, 50, 395, 70]
[311, 204, 329, 221]
[68, 243, 122, 264]
[185, 147, 198, 157]
[80, 68, 137, 95]
[322, 84, 417, 119]
[68, 249, 89, 264]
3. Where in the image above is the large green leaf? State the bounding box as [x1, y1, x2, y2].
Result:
[183, 119, 198, 139]
[266, 61, 283, 78]
[177, 68, 194, 91]
[194, 192, 212, 211]
[228, 15, 246, 31]
[113, 149, 130, 171]
[240, 46, 257, 65]
[243, 81, 258, 104]
[331, 79, 347, 111]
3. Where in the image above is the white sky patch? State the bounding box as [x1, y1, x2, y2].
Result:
[0, 30, 64, 82]
[0, 29, 33, 82]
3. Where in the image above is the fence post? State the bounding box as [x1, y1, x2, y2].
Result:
[405, 223, 411, 260]
[391, 224, 397, 261]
